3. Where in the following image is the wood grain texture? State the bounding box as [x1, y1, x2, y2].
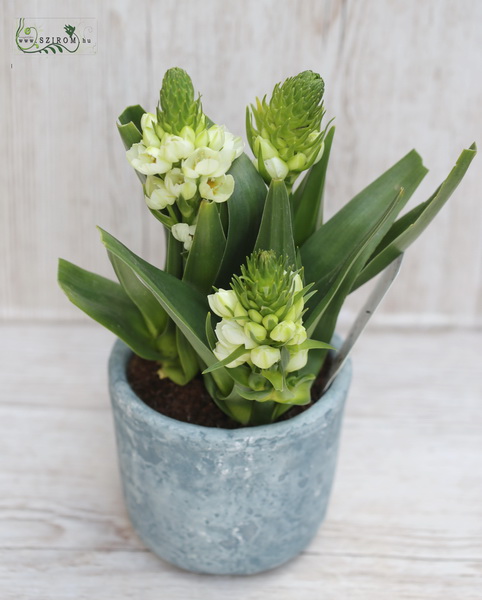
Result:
[1, 0, 481, 324]
[0, 323, 481, 598]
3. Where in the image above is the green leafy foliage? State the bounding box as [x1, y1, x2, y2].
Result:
[58, 259, 163, 361]
[353, 143, 477, 290]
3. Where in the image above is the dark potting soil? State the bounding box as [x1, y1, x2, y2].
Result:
[126, 354, 333, 429]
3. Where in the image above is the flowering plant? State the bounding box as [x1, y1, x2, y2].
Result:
[58, 68, 475, 426]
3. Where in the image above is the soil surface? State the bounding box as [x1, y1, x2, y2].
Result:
[127, 354, 332, 429]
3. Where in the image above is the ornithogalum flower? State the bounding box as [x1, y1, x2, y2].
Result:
[246, 70, 327, 188]
[205, 250, 333, 405]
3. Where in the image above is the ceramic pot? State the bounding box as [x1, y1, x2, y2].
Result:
[109, 338, 352, 575]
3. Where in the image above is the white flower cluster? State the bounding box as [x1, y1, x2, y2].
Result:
[207, 274, 309, 373]
[126, 112, 244, 250]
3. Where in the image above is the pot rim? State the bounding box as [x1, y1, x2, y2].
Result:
[109, 336, 352, 441]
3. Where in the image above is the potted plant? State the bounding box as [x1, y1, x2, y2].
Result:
[58, 68, 476, 575]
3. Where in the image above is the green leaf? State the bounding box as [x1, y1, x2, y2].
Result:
[202, 346, 248, 374]
[106, 249, 168, 338]
[292, 125, 335, 245]
[98, 228, 233, 396]
[164, 230, 183, 278]
[296, 339, 335, 351]
[353, 143, 477, 290]
[205, 312, 217, 350]
[183, 200, 226, 295]
[301, 149, 428, 302]
[117, 121, 143, 150]
[175, 328, 200, 383]
[254, 179, 297, 267]
[118, 104, 146, 130]
[116, 105, 147, 184]
[304, 188, 407, 335]
[148, 208, 175, 229]
[216, 154, 267, 286]
[58, 259, 162, 361]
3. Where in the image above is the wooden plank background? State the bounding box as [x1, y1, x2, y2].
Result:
[1, 0, 481, 325]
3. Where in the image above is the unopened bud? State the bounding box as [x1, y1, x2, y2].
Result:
[251, 345, 280, 370]
[264, 157, 289, 180]
[244, 322, 267, 344]
[262, 313, 279, 331]
[248, 309, 263, 324]
[270, 320, 296, 343]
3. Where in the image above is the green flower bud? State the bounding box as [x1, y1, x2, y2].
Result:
[157, 68, 206, 136]
[234, 302, 248, 319]
[284, 297, 304, 322]
[287, 152, 307, 172]
[246, 70, 327, 187]
[251, 345, 280, 369]
[253, 136, 279, 160]
[264, 157, 289, 180]
[262, 313, 278, 331]
[248, 372, 267, 392]
[285, 349, 309, 373]
[195, 129, 209, 148]
[269, 320, 296, 343]
[232, 250, 304, 321]
[244, 321, 267, 344]
[248, 309, 263, 323]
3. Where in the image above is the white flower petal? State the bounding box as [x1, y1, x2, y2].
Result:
[207, 290, 238, 318]
[199, 174, 234, 203]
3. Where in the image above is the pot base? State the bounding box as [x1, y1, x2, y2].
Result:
[109, 338, 352, 575]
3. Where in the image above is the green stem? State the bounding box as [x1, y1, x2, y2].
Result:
[165, 229, 183, 278]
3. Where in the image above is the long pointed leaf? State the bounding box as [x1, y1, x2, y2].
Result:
[216, 154, 267, 285]
[58, 259, 162, 360]
[254, 179, 296, 267]
[353, 143, 477, 290]
[301, 149, 428, 299]
[117, 105, 147, 184]
[107, 250, 168, 338]
[292, 125, 335, 245]
[118, 104, 146, 130]
[98, 228, 233, 395]
[175, 328, 199, 383]
[117, 104, 146, 149]
[183, 200, 226, 294]
[305, 188, 406, 335]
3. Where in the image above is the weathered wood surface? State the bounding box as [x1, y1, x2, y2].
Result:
[1, 0, 481, 324]
[1, 323, 481, 599]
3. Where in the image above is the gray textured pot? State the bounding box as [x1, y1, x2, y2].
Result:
[109, 338, 352, 575]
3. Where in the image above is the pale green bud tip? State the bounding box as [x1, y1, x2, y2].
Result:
[262, 314, 278, 331]
[286, 349, 308, 372]
[248, 309, 263, 323]
[264, 157, 289, 180]
[270, 320, 296, 343]
[245, 322, 267, 344]
[251, 345, 280, 370]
